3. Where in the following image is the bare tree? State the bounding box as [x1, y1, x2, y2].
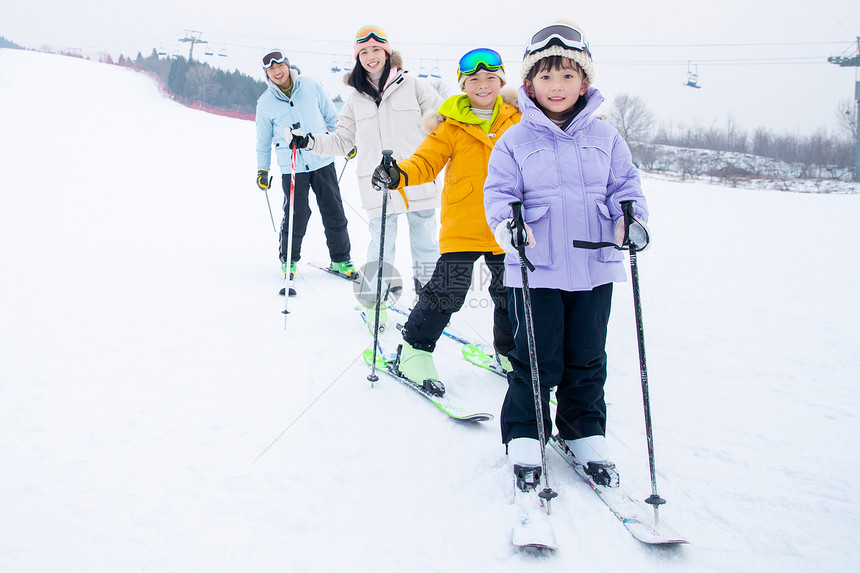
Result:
[836, 99, 857, 140]
[725, 115, 748, 153]
[608, 93, 654, 144]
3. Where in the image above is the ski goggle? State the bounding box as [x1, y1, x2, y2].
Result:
[525, 24, 591, 57]
[457, 48, 504, 77]
[355, 25, 388, 44]
[261, 50, 288, 68]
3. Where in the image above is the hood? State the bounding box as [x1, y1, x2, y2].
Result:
[517, 85, 604, 134]
[342, 51, 404, 85]
[265, 65, 300, 91]
[422, 86, 520, 133]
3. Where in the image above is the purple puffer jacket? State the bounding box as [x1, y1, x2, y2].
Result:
[484, 85, 648, 291]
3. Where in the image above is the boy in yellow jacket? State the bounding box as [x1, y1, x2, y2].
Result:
[372, 48, 521, 394]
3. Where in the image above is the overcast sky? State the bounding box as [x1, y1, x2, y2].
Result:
[3, 0, 858, 134]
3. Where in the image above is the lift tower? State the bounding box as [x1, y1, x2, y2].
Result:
[828, 37, 860, 181]
[179, 30, 208, 62]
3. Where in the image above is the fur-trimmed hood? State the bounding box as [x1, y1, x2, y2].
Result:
[421, 86, 519, 133]
[342, 51, 404, 85]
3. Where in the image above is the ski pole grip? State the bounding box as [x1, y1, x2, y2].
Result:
[290, 122, 301, 150]
[620, 200, 636, 247]
[620, 200, 636, 227]
[381, 149, 394, 169]
[510, 200, 523, 225]
[508, 201, 535, 272]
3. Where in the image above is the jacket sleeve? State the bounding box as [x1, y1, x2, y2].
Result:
[415, 77, 443, 115]
[605, 131, 648, 223]
[316, 82, 340, 132]
[484, 135, 523, 230]
[255, 105, 274, 171]
[306, 100, 358, 158]
[395, 125, 452, 189]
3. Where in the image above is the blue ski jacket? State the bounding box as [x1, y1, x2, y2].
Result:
[255, 69, 338, 174]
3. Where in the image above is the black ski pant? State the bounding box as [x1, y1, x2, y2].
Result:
[500, 283, 613, 445]
[280, 163, 351, 265]
[402, 251, 514, 356]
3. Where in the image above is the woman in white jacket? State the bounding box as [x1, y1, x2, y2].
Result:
[291, 25, 441, 294]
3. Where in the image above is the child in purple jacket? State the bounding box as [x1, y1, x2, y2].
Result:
[484, 20, 649, 493]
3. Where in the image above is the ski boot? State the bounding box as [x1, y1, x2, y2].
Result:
[279, 261, 297, 296]
[330, 260, 359, 281]
[495, 353, 513, 374]
[365, 303, 388, 335]
[513, 464, 542, 493]
[564, 435, 619, 488]
[508, 437, 543, 492]
[395, 341, 445, 397]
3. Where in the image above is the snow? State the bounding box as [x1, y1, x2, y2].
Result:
[2, 48, 859, 572]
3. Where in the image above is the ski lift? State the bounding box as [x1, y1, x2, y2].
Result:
[430, 60, 442, 78]
[418, 59, 429, 78]
[217, 45, 228, 57]
[343, 59, 353, 72]
[331, 55, 341, 73]
[684, 61, 701, 89]
[204, 46, 214, 57]
[157, 46, 168, 56]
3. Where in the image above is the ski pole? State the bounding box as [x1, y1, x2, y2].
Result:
[572, 202, 664, 520]
[620, 199, 666, 523]
[367, 149, 394, 385]
[509, 200, 558, 512]
[263, 175, 277, 233]
[337, 146, 357, 184]
[282, 122, 300, 327]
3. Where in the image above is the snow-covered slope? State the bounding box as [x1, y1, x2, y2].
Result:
[1, 48, 859, 572]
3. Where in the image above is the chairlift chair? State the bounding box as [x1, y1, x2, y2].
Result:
[430, 60, 442, 78]
[418, 59, 429, 78]
[685, 61, 701, 89]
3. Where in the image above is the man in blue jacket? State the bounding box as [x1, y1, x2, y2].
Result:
[255, 49, 355, 291]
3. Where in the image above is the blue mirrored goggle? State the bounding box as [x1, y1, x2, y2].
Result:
[457, 48, 504, 77]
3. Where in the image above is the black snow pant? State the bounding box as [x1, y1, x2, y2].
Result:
[500, 283, 613, 445]
[402, 251, 514, 357]
[280, 163, 351, 265]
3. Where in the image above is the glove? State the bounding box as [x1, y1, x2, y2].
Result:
[289, 128, 314, 150]
[494, 218, 536, 254]
[615, 216, 651, 251]
[371, 160, 401, 190]
[614, 218, 625, 246]
[256, 169, 271, 190]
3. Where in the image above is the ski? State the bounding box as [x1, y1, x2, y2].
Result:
[358, 310, 494, 423]
[511, 485, 558, 550]
[460, 344, 561, 408]
[548, 435, 687, 545]
[361, 348, 493, 422]
[462, 343, 507, 377]
[306, 261, 360, 282]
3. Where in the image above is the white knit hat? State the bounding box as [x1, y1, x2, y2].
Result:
[520, 21, 595, 83]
